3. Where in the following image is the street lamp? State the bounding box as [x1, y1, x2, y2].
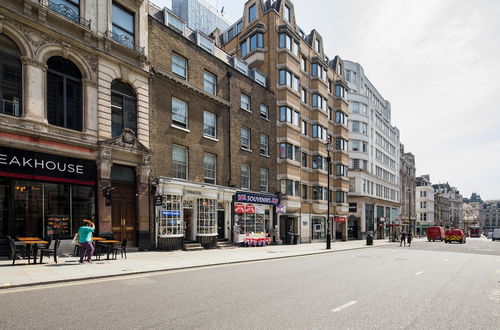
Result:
[325, 137, 334, 250]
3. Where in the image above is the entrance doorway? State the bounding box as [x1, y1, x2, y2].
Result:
[217, 210, 225, 240]
[111, 165, 137, 246]
[0, 180, 9, 238]
[184, 208, 193, 241]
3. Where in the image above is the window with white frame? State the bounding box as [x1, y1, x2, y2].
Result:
[335, 85, 346, 98]
[335, 111, 347, 125]
[241, 126, 250, 149]
[279, 143, 298, 160]
[302, 184, 308, 199]
[313, 186, 325, 200]
[279, 69, 299, 91]
[279, 33, 298, 56]
[312, 63, 326, 81]
[241, 164, 250, 189]
[248, 4, 256, 22]
[260, 134, 269, 156]
[260, 168, 268, 192]
[112, 2, 135, 49]
[301, 88, 307, 104]
[203, 111, 216, 138]
[158, 195, 183, 236]
[301, 152, 307, 167]
[259, 104, 268, 119]
[312, 155, 324, 170]
[241, 33, 263, 56]
[197, 198, 216, 234]
[336, 138, 348, 151]
[284, 4, 290, 21]
[203, 71, 216, 95]
[312, 94, 327, 111]
[172, 145, 188, 179]
[172, 53, 187, 78]
[301, 120, 307, 135]
[314, 39, 321, 53]
[203, 153, 216, 184]
[312, 124, 327, 140]
[240, 93, 250, 111]
[301, 56, 307, 72]
[172, 98, 188, 129]
[279, 106, 300, 126]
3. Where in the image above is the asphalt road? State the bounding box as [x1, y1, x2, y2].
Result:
[1, 237, 499, 330]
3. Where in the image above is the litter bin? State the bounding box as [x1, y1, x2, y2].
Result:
[366, 234, 373, 246]
[286, 232, 293, 245]
[292, 234, 299, 245]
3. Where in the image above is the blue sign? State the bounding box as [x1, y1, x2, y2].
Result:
[162, 210, 180, 217]
[234, 192, 279, 205]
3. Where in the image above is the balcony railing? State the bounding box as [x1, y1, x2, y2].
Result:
[107, 31, 145, 56]
[39, 0, 91, 30]
[0, 98, 21, 117]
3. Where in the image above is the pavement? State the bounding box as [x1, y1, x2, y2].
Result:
[0, 237, 415, 289]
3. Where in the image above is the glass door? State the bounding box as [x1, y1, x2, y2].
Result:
[0, 179, 10, 238]
[13, 181, 44, 237]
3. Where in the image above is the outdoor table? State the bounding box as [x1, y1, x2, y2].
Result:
[17, 237, 41, 241]
[96, 240, 120, 260]
[23, 240, 48, 264]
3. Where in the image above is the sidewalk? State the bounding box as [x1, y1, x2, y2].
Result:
[0, 238, 420, 289]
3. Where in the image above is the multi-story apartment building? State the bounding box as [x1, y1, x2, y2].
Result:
[433, 183, 462, 229]
[434, 193, 451, 227]
[219, 0, 350, 244]
[480, 200, 500, 233]
[344, 61, 401, 239]
[0, 0, 152, 255]
[171, 0, 230, 35]
[148, 6, 278, 249]
[415, 175, 435, 235]
[400, 145, 416, 235]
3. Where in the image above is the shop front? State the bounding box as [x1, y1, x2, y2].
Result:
[311, 217, 326, 241]
[155, 178, 236, 250]
[0, 145, 96, 240]
[232, 192, 279, 246]
[334, 215, 347, 240]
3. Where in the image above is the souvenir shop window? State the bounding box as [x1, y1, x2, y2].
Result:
[197, 198, 216, 234]
[158, 195, 183, 236]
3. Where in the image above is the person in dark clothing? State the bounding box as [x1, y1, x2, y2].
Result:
[400, 232, 406, 247]
[407, 232, 413, 247]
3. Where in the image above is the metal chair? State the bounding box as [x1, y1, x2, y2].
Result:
[40, 240, 61, 263]
[9, 239, 26, 265]
[112, 238, 128, 259]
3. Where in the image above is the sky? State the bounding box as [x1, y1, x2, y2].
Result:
[154, 0, 500, 200]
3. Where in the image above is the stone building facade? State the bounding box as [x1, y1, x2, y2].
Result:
[480, 200, 500, 233]
[220, 0, 350, 244]
[433, 183, 462, 229]
[148, 6, 277, 249]
[415, 175, 434, 235]
[400, 145, 416, 235]
[0, 0, 151, 253]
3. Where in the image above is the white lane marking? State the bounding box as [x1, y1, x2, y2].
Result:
[444, 259, 449, 262]
[415, 271, 423, 275]
[495, 270, 500, 274]
[331, 301, 357, 312]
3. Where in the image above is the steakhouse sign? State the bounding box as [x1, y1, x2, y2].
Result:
[0, 146, 96, 185]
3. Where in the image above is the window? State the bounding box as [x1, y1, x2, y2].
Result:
[47, 0, 80, 24]
[172, 53, 187, 78]
[112, 2, 135, 49]
[241, 127, 250, 149]
[279, 143, 297, 160]
[294, 146, 300, 161]
[346, 70, 351, 81]
[167, 12, 184, 33]
[279, 70, 299, 91]
[282, 180, 293, 196]
[336, 138, 348, 151]
[248, 4, 256, 22]
[203, 71, 216, 95]
[237, 21, 243, 33]
[203, 111, 216, 138]
[312, 63, 326, 81]
[336, 165, 347, 177]
[301, 120, 307, 135]
[241, 164, 250, 189]
[203, 153, 216, 184]
[312, 125, 327, 140]
[335, 191, 346, 203]
[109, 80, 138, 137]
[301, 88, 308, 104]
[172, 145, 188, 179]
[241, 93, 250, 111]
[279, 33, 298, 56]
[352, 121, 368, 134]
[197, 198, 216, 234]
[260, 169, 268, 192]
[312, 155, 324, 170]
[158, 195, 183, 236]
[315, 39, 321, 53]
[301, 56, 307, 72]
[260, 104, 269, 119]
[241, 33, 264, 56]
[335, 85, 346, 98]
[302, 184, 308, 199]
[284, 5, 290, 21]
[301, 152, 307, 167]
[0, 33, 22, 117]
[335, 111, 347, 125]
[260, 134, 269, 156]
[46, 57, 83, 131]
[172, 98, 188, 129]
[312, 94, 327, 111]
[294, 181, 300, 197]
[313, 186, 324, 200]
[279, 106, 300, 126]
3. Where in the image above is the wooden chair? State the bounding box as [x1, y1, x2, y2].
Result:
[40, 240, 61, 263]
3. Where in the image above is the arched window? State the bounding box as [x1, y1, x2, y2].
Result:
[0, 33, 22, 117]
[111, 80, 137, 137]
[47, 56, 83, 131]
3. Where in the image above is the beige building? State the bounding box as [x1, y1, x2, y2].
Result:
[220, 0, 350, 243]
[0, 0, 152, 252]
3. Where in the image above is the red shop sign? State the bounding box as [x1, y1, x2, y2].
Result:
[245, 204, 256, 214]
[334, 216, 347, 223]
[234, 203, 245, 213]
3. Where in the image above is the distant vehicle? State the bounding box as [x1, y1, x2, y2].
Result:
[469, 226, 480, 238]
[445, 229, 466, 244]
[427, 226, 445, 242]
[492, 229, 500, 241]
[486, 232, 493, 239]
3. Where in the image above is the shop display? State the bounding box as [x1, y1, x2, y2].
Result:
[46, 215, 70, 238]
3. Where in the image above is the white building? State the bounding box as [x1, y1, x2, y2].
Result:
[416, 175, 435, 235]
[344, 61, 401, 240]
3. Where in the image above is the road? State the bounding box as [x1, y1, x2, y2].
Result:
[0, 237, 499, 329]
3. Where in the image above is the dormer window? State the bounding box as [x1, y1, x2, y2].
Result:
[249, 4, 257, 22]
[284, 5, 290, 22]
[315, 39, 321, 53]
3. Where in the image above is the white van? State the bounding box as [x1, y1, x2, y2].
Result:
[493, 229, 500, 241]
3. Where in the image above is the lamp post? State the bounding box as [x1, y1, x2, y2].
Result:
[325, 137, 334, 250]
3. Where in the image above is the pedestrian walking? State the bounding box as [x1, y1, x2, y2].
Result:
[78, 219, 95, 263]
[407, 232, 412, 247]
[400, 232, 406, 247]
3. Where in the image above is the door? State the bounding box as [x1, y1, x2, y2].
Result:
[0, 180, 9, 238]
[184, 208, 193, 241]
[217, 211, 225, 240]
[111, 184, 137, 246]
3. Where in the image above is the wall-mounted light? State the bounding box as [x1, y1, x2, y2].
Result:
[102, 186, 115, 206]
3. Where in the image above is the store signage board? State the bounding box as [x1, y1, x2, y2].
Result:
[155, 195, 163, 206]
[276, 205, 286, 214]
[348, 203, 357, 212]
[0, 146, 96, 185]
[235, 192, 279, 205]
[161, 210, 180, 217]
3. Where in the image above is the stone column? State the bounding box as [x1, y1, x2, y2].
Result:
[97, 146, 113, 236]
[21, 56, 48, 124]
[83, 79, 98, 136]
[136, 154, 151, 250]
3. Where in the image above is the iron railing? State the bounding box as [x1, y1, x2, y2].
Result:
[39, 0, 91, 29]
[107, 30, 145, 56]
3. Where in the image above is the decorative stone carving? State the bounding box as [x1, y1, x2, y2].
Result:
[62, 42, 70, 59]
[99, 128, 152, 155]
[97, 146, 113, 180]
[21, 56, 48, 71]
[0, 14, 4, 33]
[82, 53, 98, 73]
[4, 16, 59, 49]
[119, 64, 130, 83]
[82, 78, 97, 88]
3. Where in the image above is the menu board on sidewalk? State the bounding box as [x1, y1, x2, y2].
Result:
[46, 215, 70, 238]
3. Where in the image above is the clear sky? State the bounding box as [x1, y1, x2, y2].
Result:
[153, 0, 500, 200]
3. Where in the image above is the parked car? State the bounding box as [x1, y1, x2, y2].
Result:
[445, 229, 466, 244]
[486, 232, 493, 239]
[427, 226, 445, 242]
[492, 229, 500, 241]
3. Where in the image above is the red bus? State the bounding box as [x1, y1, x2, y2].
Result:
[469, 226, 480, 238]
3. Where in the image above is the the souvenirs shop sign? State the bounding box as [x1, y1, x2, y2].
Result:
[234, 192, 279, 205]
[0, 146, 96, 185]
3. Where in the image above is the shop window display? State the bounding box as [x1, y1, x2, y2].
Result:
[197, 198, 216, 234]
[158, 195, 183, 236]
